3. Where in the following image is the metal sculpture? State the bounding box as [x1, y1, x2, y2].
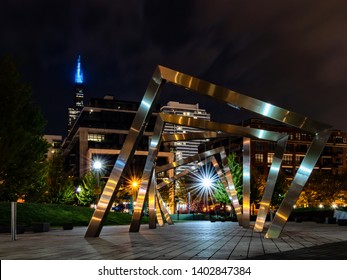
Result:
[154, 147, 238, 226]
[85, 65, 332, 239]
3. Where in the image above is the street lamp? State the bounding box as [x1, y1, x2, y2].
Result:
[129, 180, 139, 214]
[93, 160, 102, 204]
[202, 176, 212, 213]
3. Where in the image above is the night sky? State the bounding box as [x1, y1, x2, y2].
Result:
[1, 0, 347, 137]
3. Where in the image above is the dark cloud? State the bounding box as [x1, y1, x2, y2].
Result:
[1, 0, 347, 136]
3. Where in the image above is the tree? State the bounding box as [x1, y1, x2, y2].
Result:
[299, 169, 347, 207]
[250, 168, 266, 205]
[43, 153, 76, 204]
[76, 171, 103, 206]
[214, 181, 230, 216]
[227, 152, 243, 203]
[0, 56, 49, 201]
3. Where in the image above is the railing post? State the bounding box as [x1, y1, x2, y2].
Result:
[11, 202, 17, 241]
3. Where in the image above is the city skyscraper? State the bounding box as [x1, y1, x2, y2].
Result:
[67, 55, 84, 133]
[160, 101, 211, 175]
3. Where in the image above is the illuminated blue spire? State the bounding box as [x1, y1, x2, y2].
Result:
[75, 55, 83, 84]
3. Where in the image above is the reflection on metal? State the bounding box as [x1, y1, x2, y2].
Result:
[129, 116, 165, 233]
[156, 195, 164, 227]
[148, 172, 157, 229]
[162, 131, 231, 142]
[242, 138, 251, 228]
[158, 66, 331, 134]
[156, 190, 173, 225]
[220, 149, 242, 225]
[254, 135, 288, 232]
[85, 65, 332, 238]
[156, 146, 225, 174]
[265, 128, 332, 238]
[156, 146, 242, 221]
[156, 169, 191, 190]
[158, 152, 243, 224]
[84, 68, 164, 238]
[210, 156, 242, 224]
[159, 113, 285, 142]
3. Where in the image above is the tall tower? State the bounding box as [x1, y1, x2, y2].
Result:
[68, 55, 84, 133]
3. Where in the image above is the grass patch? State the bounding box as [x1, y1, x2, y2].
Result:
[0, 202, 148, 227]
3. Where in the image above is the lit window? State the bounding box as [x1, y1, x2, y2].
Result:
[255, 154, 263, 163]
[88, 133, 105, 142]
[267, 153, 274, 163]
[295, 155, 303, 164]
[283, 154, 292, 165]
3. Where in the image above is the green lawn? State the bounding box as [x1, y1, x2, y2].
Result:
[0, 202, 148, 227]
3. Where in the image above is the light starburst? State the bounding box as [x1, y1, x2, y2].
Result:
[188, 163, 220, 207]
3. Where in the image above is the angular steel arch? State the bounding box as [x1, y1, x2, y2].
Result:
[158, 112, 288, 229]
[154, 146, 241, 225]
[85, 65, 332, 238]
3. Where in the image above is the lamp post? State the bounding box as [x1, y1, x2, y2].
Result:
[130, 180, 139, 214]
[93, 160, 102, 204]
[202, 177, 212, 213]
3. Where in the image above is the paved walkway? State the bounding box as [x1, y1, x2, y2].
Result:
[1, 221, 347, 260]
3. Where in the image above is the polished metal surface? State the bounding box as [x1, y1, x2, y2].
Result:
[210, 156, 242, 224]
[158, 66, 331, 134]
[148, 172, 157, 229]
[254, 135, 288, 232]
[156, 169, 191, 190]
[85, 68, 164, 238]
[161, 131, 231, 142]
[155, 146, 225, 174]
[242, 138, 251, 228]
[265, 128, 332, 238]
[220, 149, 242, 225]
[157, 152, 243, 224]
[159, 113, 285, 142]
[156, 190, 173, 225]
[156, 65, 331, 237]
[158, 114, 288, 227]
[155, 195, 164, 227]
[86, 65, 331, 238]
[129, 116, 165, 232]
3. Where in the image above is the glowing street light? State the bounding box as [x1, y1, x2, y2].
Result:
[202, 177, 212, 189]
[126, 177, 140, 214]
[202, 176, 212, 213]
[93, 160, 102, 170]
[92, 160, 103, 204]
[76, 186, 81, 193]
[189, 163, 219, 213]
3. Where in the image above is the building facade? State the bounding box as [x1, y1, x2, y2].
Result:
[242, 118, 346, 178]
[201, 118, 347, 207]
[44, 135, 63, 160]
[62, 96, 174, 183]
[160, 101, 211, 175]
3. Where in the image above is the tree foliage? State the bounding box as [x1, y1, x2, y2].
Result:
[250, 168, 266, 204]
[298, 169, 347, 207]
[43, 153, 76, 204]
[0, 56, 49, 201]
[211, 152, 242, 216]
[76, 171, 104, 206]
[214, 181, 230, 205]
[227, 152, 243, 203]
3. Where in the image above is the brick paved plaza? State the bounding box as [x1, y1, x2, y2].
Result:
[1, 220, 347, 260]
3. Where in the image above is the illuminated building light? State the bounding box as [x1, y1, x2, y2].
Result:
[75, 55, 84, 84]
